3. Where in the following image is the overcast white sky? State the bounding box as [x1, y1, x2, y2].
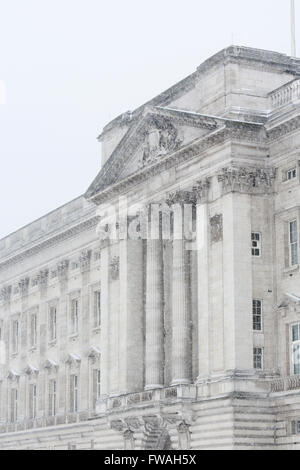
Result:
[0, 0, 299, 239]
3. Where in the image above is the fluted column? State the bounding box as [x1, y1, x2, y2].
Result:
[145, 205, 164, 390]
[167, 191, 195, 386]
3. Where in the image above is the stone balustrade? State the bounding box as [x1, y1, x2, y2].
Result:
[270, 375, 300, 393]
[269, 79, 300, 109]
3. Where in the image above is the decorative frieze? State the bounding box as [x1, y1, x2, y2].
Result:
[79, 250, 92, 273]
[217, 166, 276, 195]
[177, 421, 191, 450]
[57, 260, 69, 283]
[193, 178, 210, 203]
[109, 256, 120, 281]
[0, 285, 12, 303]
[37, 269, 49, 291]
[210, 214, 223, 244]
[166, 190, 196, 206]
[18, 278, 30, 297]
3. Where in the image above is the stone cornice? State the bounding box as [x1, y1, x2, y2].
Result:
[267, 115, 300, 141]
[0, 215, 100, 271]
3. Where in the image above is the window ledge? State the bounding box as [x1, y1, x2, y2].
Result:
[68, 333, 79, 341]
[283, 264, 299, 275]
[92, 326, 101, 334]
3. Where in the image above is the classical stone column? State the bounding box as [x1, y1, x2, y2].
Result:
[145, 204, 164, 390]
[193, 179, 211, 381]
[167, 191, 195, 386]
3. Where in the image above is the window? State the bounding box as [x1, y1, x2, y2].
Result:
[29, 384, 37, 419]
[93, 369, 101, 407]
[49, 306, 57, 342]
[94, 291, 101, 328]
[291, 323, 300, 375]
[70, 299, 79, 335]
[29, 313, 37, 348]
[49, 379, 57, 416]
[291, 420, 300, 435]
[70, 375, 78, 413]
[253, 300, 262, 331]
[253, 348, 263, 370]
[251, 232, 261, 257]
[287, 168, 297, 181]
[10, 388, 18, 423]
[289, 220, 299, 266]
[12, 320, 19, 354]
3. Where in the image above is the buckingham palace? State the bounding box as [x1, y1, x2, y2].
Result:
[1, 45, 300, 450]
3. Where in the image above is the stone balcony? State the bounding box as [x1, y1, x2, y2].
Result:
[269, 79, 300, 110]
[97, 385, 197, 415]
[270, 375, 300, 393]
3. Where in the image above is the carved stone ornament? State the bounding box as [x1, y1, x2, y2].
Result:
[141, 117, 182, 167]
[193, 178, 210, 203]
[123, 429, 135, 450]
[166, 190, 196, 206]
[210, 214, 223, 244]
[177, 421, 191, 450]
[18, 277, 30, 296]
[0, 285, 12, 303]
[110, 419, 126, 432]
[79, 250, 91, 273]
[217, 166, 276, 195]
[37, 269, 49, 290]
[57, 260, 69, 282]
[109, 256, 120, 281]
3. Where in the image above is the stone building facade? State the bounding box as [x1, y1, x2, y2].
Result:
[1, 46, 300, 449]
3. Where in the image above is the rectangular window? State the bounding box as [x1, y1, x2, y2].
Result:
[253, 348, 263, 370]
[291, 323, 300, 375]
[94, 291, 101, 327]
[12, 320, 19, 354]
[49, 306, 57, 342]
[92, 369, 101, 407]
[29, 384, 37, 419]
[29, 313, 37, 348]
[291, 420, 300, 435]
[289, 220, 298, 266]
[49, 379, 57, 416]
[10, 388, 18, 423]
[70, 299, 79, 335]
[287, 168, 297, 181]
[251, 232, 261, 257]
[70, 375, 78, 413]
[253, 300, 262, 331]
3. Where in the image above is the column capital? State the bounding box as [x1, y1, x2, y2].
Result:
[0, 285, 12, 304]
[193, 178, 210, 204]
[166, 190, 196, 206]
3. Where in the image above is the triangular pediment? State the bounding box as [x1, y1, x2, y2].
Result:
[86, 106, 220, 200]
